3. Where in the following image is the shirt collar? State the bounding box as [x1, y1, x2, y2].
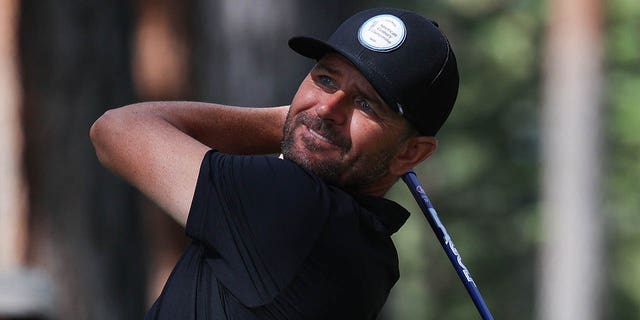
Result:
[353, 194, 410, 236]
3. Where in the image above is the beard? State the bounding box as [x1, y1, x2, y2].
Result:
[281, 109, 396, 194]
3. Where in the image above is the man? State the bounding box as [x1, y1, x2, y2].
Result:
[91, 7, 458, 319]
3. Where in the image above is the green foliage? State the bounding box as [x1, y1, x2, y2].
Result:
[607, 0, 640, 318]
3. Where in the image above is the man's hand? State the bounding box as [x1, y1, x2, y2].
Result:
[90, 101, 288, 226]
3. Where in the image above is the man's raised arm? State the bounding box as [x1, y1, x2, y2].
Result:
[89, 101, 288, 226]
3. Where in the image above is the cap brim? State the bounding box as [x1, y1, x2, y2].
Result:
[288, 36, 401, 115]
[288, 36, 337, 60]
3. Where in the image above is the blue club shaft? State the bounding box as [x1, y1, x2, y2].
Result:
[402, 170, 494, 320]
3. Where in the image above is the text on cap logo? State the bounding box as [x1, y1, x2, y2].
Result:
[358, 14, 407, 52]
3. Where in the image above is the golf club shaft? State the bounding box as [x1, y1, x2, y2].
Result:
[402, 170, 494, 320]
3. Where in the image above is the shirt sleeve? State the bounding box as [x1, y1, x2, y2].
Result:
[185, 150, 331, 307]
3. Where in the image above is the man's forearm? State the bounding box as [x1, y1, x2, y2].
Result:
[100, 101, 288, 154]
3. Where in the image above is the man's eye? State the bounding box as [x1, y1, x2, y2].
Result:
[317, 75, 335, 88]
[357, 99, 376, 115]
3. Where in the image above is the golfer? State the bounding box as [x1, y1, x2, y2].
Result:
[90, 7, 458, 319]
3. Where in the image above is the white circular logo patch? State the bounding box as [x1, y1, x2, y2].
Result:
[358, 14, 407, 52]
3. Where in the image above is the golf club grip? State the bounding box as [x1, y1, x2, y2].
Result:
[402, 171, 494, 320]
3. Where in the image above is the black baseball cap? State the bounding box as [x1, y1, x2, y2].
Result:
[288, 7, 459, 136]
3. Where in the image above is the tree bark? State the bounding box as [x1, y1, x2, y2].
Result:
[19, 1, 146, 319]
[0, 0, 26, 271]
[538, 0, 606, 318]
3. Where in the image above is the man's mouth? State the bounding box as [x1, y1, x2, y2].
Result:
[292, 111, 351, 151]
[309, 127, 334, 145]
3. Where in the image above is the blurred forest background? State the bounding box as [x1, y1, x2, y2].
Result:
[0, 0, 638, 319]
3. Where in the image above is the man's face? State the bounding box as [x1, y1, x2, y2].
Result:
[282, 53, 412, 194]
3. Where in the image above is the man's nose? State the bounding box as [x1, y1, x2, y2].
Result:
[315, 90, 350, 125]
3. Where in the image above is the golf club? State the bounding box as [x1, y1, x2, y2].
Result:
[402, 170, 494, 320]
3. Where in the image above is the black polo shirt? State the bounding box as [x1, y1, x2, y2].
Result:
[145, 150, 409, 319]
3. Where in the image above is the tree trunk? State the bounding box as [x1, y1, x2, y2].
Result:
[0, 0, 26, 271]
[19, 1, 146, 319]
[538, 0, 606, 318]
[189, 0, 360, 105]
[131, 0, 192, 307]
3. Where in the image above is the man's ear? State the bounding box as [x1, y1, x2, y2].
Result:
[389, 136, 437, 176]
